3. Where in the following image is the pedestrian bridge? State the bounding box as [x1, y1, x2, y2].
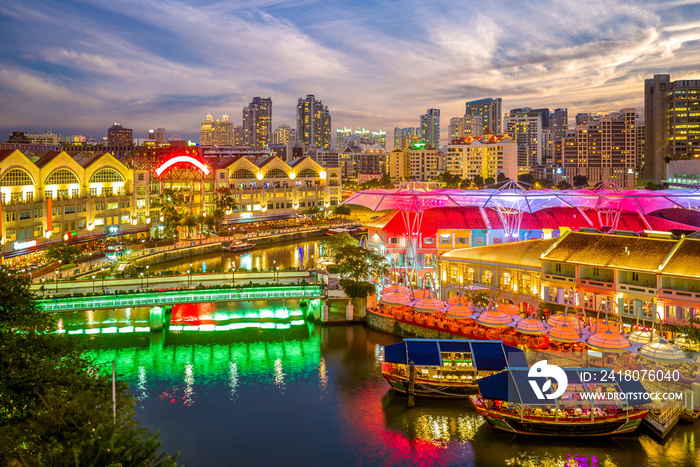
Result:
[39, 285, 323, 312]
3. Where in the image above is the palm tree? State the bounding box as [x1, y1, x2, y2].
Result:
[180, 214, 198, 239]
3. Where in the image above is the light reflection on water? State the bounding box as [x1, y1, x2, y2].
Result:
[68, 302, 700, 467]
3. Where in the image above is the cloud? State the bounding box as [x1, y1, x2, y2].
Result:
[0, 0, 699, 145]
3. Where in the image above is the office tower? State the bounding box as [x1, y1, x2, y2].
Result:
[408, 144, 440, 181]
[530, 108, 550, 129]
[107, 123, 133, 146]
[645, 74, 700, 182]
[465, 98, 502, 134]
[446, 134, 518, 180]
[387, 148, 410, 180]
[296, 95, 331, 151]
[420, 109, 440, 148]
[504, 109, 543, 167]
[200, 114, 233, 146]
[563, 108, 636, 188]
[154, 128, 166, 144]
[552, 109, 568, 140]
[394, 127, 420, 148]
[242, 97, 272, 148]
[636, 119, 645, 176]
[147, 129, 155, 140]
[273, 124, 296, 146]
[541, 129, 554, 165]
[339, 143, 386, 178]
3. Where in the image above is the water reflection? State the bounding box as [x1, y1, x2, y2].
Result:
[228, 362, 239, 401]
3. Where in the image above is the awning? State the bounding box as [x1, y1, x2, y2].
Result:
[383, 339, 526, 370]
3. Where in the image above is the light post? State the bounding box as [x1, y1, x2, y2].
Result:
[140, 272, 144, 289]
[92, 274, 96, 294]
[273, 259, 276, 282]
[101, 267, 105, 293]
[231, 259, 236, 287]
[54, 270, 59, 293]
[276, 266, 280, 283]
[146, 265, 149, 288]
[189, 263, 193, 288]
[41, 277, 45, 296]
[89, 251, 93, 270]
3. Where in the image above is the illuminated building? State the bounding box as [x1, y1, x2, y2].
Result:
[338, 128, 387, 152]
[448, 116, 483, 140]
[107, 123, 133, 146]
[387, 148, 409, 180]
[242, 97, 272, 148]
[505, 108, 543, 167]
[552, 108, 568, 140]
[446, 132, 518, 180]
[562, 108, 637, 188]
[200, 114, 233, 146]
[371, 130, 387, 149]
[296, 95, 331, 151]
[645, 74, 700, 183]
[465, 98, 502, 135]
[393, 127, 420, 149]
[420, 109, 440, 149]
[273, 124, 296, 146]
[407, 143, 439, 181]
[0, 149, 340, 263]
[339, 143, 386, 179]
[437, 231, 700, 330]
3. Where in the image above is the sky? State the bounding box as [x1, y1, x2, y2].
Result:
[1, 0, 700, 148]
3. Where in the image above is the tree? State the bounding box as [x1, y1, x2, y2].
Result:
[473, 174, 484, 187]
[459, 178, 472, 189]
[0, 275, 178, 465]
[339, 280, 377, 299]
[536, 178, 553, 189]
[496, 172, 508, 182]
[45, 242, 80, 265]
[321, 232, 358, 261]
[333, 204, 351, 219]
[333, 244, 388, 282]
[438, 171, 461, 188]
[180, 214, 198, 238]
[572, 175, 588, 188]
[518, 173, 535, 186]
[303, 206, 322, 219]
[484, 176, 495, 186]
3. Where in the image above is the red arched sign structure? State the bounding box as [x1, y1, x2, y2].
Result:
[155, 155, 211, 177]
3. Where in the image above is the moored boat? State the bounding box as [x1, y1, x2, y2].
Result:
[224, 241, 257, 252]
[470, 367, 649, 436]
[381, 339, 527, 398]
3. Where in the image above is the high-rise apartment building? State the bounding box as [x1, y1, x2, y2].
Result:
[296, 95, 331, 151]
[552, 108, 568, 140]
[645, 74, 700, 183]
[387, 148, 410, 180]
[107, 123, 133, 146]
[531, 108, 550, 129]
[420, 109, 440, 148]
[446, 133, 518, 181]
[273, 124, 296, 146]
[636, 119, 645, 177]
[200, 114, 233, 146]
[337, 127, 386, 152]
[465, 98, 502, 134]
[234, 125, 245, 147]
[504, 108, 543, 167]
[155, 128, 166, 144]
[449, 116, 484, 141]
[562, 108, 637, 188]
[371, 130, 387, 149]
[242, 97, 272, 148]
[394, 127, 420, 149]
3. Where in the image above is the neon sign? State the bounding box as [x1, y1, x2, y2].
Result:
[14, 240, 37, 250]
[155, 155, 211, 177]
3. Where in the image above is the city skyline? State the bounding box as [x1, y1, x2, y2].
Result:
[1, 0, 699, 145]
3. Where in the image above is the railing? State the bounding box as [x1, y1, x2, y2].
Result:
[38, 285, 323, 311]
[647, 400, 684, 426]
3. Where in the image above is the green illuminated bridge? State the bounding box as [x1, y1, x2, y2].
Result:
[39, 285, 323, 312]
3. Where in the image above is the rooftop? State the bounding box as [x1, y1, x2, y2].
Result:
[441, 238, 558, 269]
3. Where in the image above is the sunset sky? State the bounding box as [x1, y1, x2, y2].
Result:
[1, 0, 699, 146]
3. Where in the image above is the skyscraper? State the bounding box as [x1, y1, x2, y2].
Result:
[465, 98, 502, 134]
[155, 128, 166, 144]
[107, 123, 133, 146]
[296, 95, 331, 151]
[552, 108, 568, 140]
[273, 124, 296, 146]
[420, 108, 440, 148]
[200, 114, 233, 146]
[393, 127, 420, 149]
[504, 108, 543, 167]
[645, 74, 700, 182]
[242, 97, 272, 148]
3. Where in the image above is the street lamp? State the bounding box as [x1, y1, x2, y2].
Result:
[146, 265, 149, 288]
[231, 259, 236, 287]
[187, 269, 191, 288]
[101, 267, 105, 293]
[92, 274, 96, 294]
[54, 270, 59, 293]
[140, 272, 144, 289]
[273, 259, 276, 281]
[276, 266, 280, 283]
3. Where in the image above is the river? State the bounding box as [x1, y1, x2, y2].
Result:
[147, 239, 323, 274]
[61, 302, 700, 467]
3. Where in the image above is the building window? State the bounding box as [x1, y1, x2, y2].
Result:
[630, 272, 639, 282]
[19, 210, 30, 220]
[219, 172, 225, 179]
[89, 168, 124, 183]
[482, 270, 493, 285]
[423, 237, 434, 245]
[439, 234, 451, 244]
[64, 206, 75, 214]
[622, 299, 634, 316]
[474, 237, 483, 245]
[138, 173, 145, 181]
[136, 186, 146, 195]
[297, 168, 318, 178]
[642, 302, 654, 319]
[549, 286, 558, 302]
[520, 274, 531, 292]
[555, 263, 562, 273]
[232, 169, 256, 179]
[0, 168, 34, 187]
[501, 272, 512, 288]
[45, 169, 79, 185]
[266, 168, 287, 178]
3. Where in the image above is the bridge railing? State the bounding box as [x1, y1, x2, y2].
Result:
[38, 286, 323, 312]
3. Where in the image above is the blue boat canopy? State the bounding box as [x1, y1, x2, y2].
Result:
[383, 339, 526, 370]
[477, 368, 649, 407]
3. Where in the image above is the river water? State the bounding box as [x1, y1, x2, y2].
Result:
[62, 302, 700, 467]
[148, 239, 323, 274]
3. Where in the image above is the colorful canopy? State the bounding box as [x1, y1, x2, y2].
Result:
[381, 285, 409, 295]
[627, 330, 661, 345]
[380, 292, 413, 305]
[516, 317, 548, 335]
[412, 289, 434, 300]
[587, 330, 631, 351]
[413, 297, 446, 313]
[477, 310, 513, 328]
[445, 305, 474, 319]
[496, 303, 520, 315]
[343, 184, 700, 215]
[548, 324, 581, 342]
[639, 340, 686, 362]
[447, 295, 470, 306]
[589, 321, 620, 333]
[546, 314, 580, 328]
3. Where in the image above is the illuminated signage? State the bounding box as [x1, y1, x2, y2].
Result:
[240, 212, 253, 219]
[155, 155, 211, 177]
[107, 226, 120, 235]
[14, 240, 37, 250]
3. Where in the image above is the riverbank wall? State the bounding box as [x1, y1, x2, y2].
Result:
[364, 310, 457, 339]
[132, 243, 223, 267]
